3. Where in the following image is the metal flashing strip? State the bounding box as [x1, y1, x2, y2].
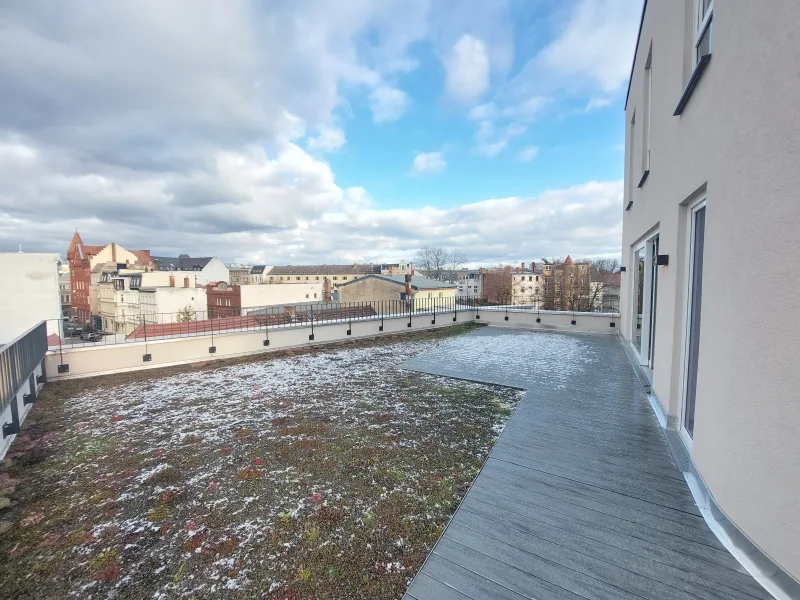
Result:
[620, 336, 799, 600]
[674, 54, 712, 116]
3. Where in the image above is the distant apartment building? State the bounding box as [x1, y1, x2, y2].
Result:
[511, 263, 543, 306]
[66, 233, 152, 323]
[337, 274, 456, 310]
[248, 265, 272, 284]
[59, 271, 71, 318]
[448, 269, 483, 299]
[206, 282, 324, 317]
[0, 253, 62, 343]
[595, 271, 621, 313]
[621, 1, 800, 593]
[540, 256, 591, 311]
[377, 262, 413, 275]
[151, 255, 229, 286]
[99, 271, 205, 334]
[267, 264, 375, 286]
[226, 263, 252, 286]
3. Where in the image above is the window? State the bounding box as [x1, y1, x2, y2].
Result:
[333, 276, 338, 281]
[643, 45, 653, 172]
[683, 200, 706, 440]
[315, 276, 320, 280]
[296, 277, 301, 281]
[305, 276, 309, 280]
[342, 276, 348, 281]
[695, 0, 712, 63]
[305, 294, 310, 299]
[314, 293, 318, 299]
[628, 111, 636, 202]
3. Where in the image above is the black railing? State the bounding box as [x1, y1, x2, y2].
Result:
[1, 321, 48, 438]
[48, 295, 620, 350]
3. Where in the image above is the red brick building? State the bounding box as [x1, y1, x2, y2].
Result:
[66, 232, 103, 324]
[66, 232, 153, 324]
[206, 282, 242, 318]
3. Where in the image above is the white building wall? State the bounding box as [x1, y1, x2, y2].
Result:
[621, 0, 800, 583]
[201, 258, 229, 285]
[239, 283, 323, 312]
[0, 253, 61, 342]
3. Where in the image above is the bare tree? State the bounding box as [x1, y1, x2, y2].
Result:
[447, 250, 467, 272]
[482, 271, 512, 305]
[414, 246, 467, 281]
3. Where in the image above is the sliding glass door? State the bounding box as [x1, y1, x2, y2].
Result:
[633, 248, 645, 354]
[631, 234, 659, 370]
[683, 204, 706, 439]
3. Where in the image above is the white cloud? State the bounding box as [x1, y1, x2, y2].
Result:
[475, 121, 526, 157]
[527, 0, 640, 95]
[409, 151, 446, 175]
[306, 126, 346, 152]
[444, 34, 490, 103]
[0, 1, 624, 266]
[368, 86, 409, 123]
[518, 146, 539, 162]
[0, 134, 622, 263]
[585, 97, 614, 112]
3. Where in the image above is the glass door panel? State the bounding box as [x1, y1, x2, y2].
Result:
[684, 206, 706, 437]
[633, 248, 645, 354]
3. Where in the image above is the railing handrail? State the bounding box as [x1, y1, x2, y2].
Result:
[1, 320, 48, 414]
[48, 295, 620, 350]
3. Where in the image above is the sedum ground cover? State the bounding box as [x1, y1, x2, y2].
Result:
[0, 325, 520, 599]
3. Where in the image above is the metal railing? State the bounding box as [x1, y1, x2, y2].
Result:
[1, 321, 48, 437]
[47, 295, 620, 350]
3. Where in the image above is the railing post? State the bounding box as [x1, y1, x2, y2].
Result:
[309, 308, 315, 341]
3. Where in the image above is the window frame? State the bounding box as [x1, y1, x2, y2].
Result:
[643, 47, 653, 173]
[695, 0, 713, 64]
[679, 196, 707, 451]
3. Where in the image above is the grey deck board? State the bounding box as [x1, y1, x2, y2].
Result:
[401, 328, 769, 600]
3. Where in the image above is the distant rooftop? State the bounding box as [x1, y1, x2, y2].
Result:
[152, 255, 213, 272]
[269, 264, 375, 276]
[339, 273, 456, 290]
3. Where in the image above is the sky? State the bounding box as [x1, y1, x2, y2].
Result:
[0, 0, 641, 266]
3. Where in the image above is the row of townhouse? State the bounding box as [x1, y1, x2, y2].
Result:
[223, 262, 414, 286]
[444, 257, 617, 311]
[66, 232, 229, 327]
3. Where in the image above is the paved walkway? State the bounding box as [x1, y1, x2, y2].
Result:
[401, 327, 770, 600]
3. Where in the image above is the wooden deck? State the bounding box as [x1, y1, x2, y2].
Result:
[401, 328, 771, 600]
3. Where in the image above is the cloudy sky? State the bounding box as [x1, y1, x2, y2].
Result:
[0, 0, 640, 266]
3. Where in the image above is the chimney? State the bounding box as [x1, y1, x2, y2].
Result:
[404, 273, 413, 298]
[184, 277, 190, 288]
[111, 242, 117, 262]
[169, 275, 175, 287]
[323, 277, 332, 303]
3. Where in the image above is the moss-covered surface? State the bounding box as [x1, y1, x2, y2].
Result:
[0, 324, 521, 599]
